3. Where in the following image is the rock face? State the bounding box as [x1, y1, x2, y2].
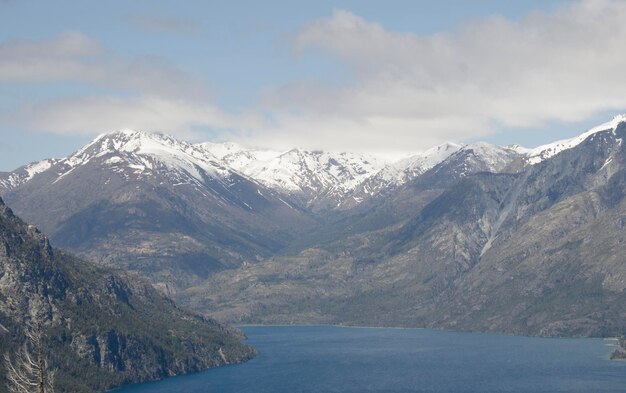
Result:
[0, 130, 316, 290]
[0, 198, 255, 393]
[2, 116, 626, 338]
[199, 142, 387, 211]
[182, 119, 626, 337]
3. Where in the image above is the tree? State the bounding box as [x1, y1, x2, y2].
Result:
[4, 327, 55, 393]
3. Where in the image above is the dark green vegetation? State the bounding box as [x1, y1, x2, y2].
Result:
[0, 198, 255, 393]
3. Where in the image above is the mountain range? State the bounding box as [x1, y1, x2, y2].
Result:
[2, 114, 626, 337]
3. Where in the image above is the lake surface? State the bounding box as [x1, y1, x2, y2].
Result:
[115, 326, 626, 393]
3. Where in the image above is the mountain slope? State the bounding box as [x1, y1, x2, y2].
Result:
[337, 142, 462, 209]
[186, 119, 626, 337]
[3, 117, 626, 338]
[0, 158, 59, 194]
[0, 197, 255, 393]
[1, 130, 315, 291]
[200, 143, 386, 211]
[518, 114, 626, 164]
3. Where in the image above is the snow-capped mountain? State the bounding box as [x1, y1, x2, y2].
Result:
[339, 141, 524, 208]
[53, 129, 238, 187]
[197, 140, 518, 210]
[0, 130, 243, 196]
[337, 142, 462, 207]
[381, 142, 463, 185]
[444, 142, 523, 175]
[199, 143, 387, 210]
[0, 158, 59, 193]
[0, 130, 316, 288]
[197, 141, 281, 168]
[2, 115, 626, 332]
[3, 115, 626, 212]
[517, 114, 626, 165]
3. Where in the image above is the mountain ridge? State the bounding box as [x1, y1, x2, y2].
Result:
[187, 121, 626, 337]
[2, 115, 626, 338]
[5, 115, 624, 207]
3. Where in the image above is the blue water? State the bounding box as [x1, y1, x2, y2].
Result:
[115, 326, 626, 393]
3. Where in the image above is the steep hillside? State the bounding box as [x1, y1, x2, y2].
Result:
[200, 143, 386, 211]
[0, 197, 255, 393]
[184, 120, 626, 337]
[1, 130, 315, 291]
[3, 117, 626, 338]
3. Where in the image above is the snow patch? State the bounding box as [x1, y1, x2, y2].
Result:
[55, 130, 232, 186]
[378, 142, 463, 185]
[198, 143, 387, 201]
[523, 114, 626, 164]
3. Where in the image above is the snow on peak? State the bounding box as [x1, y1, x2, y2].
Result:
[243, 148, 386, 196]
[398, 142, 462, 173]
[8, 114, 625, 205]
[457, 142, 520, 173]
[195, 142, 386, 201]
[88, 129, 200, 157]
[197, 141, 248, 160]
[24, 159, 57, 181]
[0, 158, 59, 192]
[523, 114, 626, 165]
[587, 114, 626, 134]
[355, 141, 517, 197]
[197, 142, 282, 171]
[376, 142, 463, 185]
[57, 129, 230, 184]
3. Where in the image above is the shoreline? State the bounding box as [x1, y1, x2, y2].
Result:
[236, 323, 618, 341]
[109, 325, 622, 393]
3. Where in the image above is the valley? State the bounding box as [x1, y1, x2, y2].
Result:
[2, 115, 626, 337]
[4, 2, 626, 392]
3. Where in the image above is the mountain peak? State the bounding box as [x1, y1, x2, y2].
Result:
[588, 114, 626, 134]
[49, 129, 234, 186]
[94, 128, 159, 143]
[524, 114, 626, 164]
[197, 141, 248, 159]
[92, 128, 178, 149]
[391, 142, 463, 171]
[104, 128, 144, 135]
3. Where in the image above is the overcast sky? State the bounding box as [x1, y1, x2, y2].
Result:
[1, 0, 625, 170]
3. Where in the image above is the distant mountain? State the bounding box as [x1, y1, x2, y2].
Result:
[182, 117, 626, 337]
[337, 142, 462, 209]
[0, 130, 315, 291]
[3, 117, 626, 338]
[516, 114, 626, 164]
[199, 143, 386, 210]
[0, 158, 59, 193]
[0, 197, 254, 393]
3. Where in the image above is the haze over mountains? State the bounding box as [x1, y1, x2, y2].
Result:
[2, 114, 626, 337]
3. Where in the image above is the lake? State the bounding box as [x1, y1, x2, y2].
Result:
[115, 325, 626, 393]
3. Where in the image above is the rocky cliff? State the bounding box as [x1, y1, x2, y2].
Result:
[0, 197, 255, 393]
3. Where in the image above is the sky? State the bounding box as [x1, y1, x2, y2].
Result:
[1, 0, 625, 170]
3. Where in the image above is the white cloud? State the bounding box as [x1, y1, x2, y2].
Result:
[0, 32, 227, 141]
[0, 32, 207, 99]
[247, 0, 626, 152]
[4, 95, 249, 139]
[3, 1, 626, 155]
